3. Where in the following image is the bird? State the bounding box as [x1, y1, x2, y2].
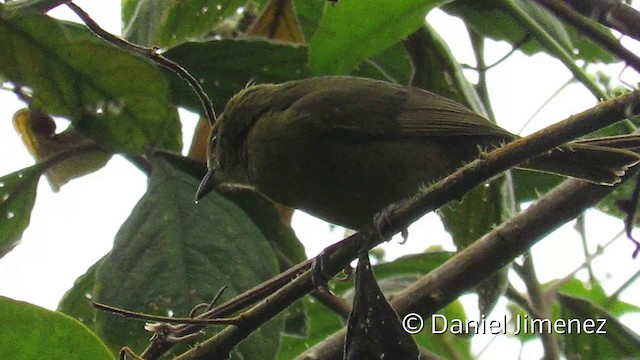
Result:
[196, 76, 640, 229]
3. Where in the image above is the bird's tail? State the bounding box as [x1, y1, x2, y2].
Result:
[521, 134, 640, 185]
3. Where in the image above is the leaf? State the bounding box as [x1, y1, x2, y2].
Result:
[123, 0, 246, 48]
[308, 0, 449, 75]
[439, 177, 512, 315]
[223, 189, 307, 264]
[57, 258, 102, 331]
[163, 39, 310, 115]
[13, 109, 111, 192]
[402, 24, 485, 113]
[558, 278, 640, 315]
[247, 0, 305, 43]
[0, 13, 181, 153]
[294, 0, 324, 42]
[442, 0, 615, 63]
[351, 41, 412, 85]
[0, 165, 42, 258]
[421, 300, 473, 360]
[150, 151, 308, 264]
[557, 294, 640, 357]
[94, 158, 283, 356]
[331, 252, 454, 295]
[0, 296, 113, 360]
[345, 252, 419, 359]
[278, 297, 344, 359]
[0, 0, 68, 16]
[512, 169, 564, 203]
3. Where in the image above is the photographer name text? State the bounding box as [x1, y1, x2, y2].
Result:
[402, 313, 607, 335]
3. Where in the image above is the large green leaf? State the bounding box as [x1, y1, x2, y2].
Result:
[163, 39, 311, 114]
[278, 297, 344, 360]
[308, 0, 449, 75]
[0, 0, 68, 16]
[123, 0, 247, 48]
[558, 278, 640, 316]
[332, 252, 454, 295]
[0, 165, 41, 258]
[0, 13, 181, 153]
[94, 159, 282, 357]
[440, 177, 512, 315]
[558, 294, 640, 357]
[443, 0, 615, 63]
[0, 296, 113, 360]
[57, 258, 102, 331]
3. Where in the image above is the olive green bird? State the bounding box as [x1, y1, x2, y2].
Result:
[196, 76, 640, 229]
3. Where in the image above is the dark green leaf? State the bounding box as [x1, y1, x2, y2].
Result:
[57, 258, 102, 331]
[0, 0, 68, 16]
[420, 300, 473, 360]
[558, 293, 640, 357]
[440, 178, 511, 315]
[163, 39, 310, 114]
[153, 150, 308, 264]
[402, 25, 485, 113]
[444, 1, 568, 55]
[351, 41, 412, 85]
[332, 252, 454, 295]
[308, 0, 448, 75]
[0, 14, 181, 153]
[294, 0, 324, 42]
[278, 298, 344, 359]
[0, 165, 42, 258]
[597, 172, 639, 221]
[223, 189, 307, 264]
[94, 158, 282, 356]
[558, 278, 640, 315]
[0, 296, 113, 360]
[512, 169, 564, 203]
[123, 0, 248, 47]
[443, 0, 615, 63]
[345, 253, 419, 359]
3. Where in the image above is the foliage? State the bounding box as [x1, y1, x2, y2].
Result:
[1, 0, 639, 359]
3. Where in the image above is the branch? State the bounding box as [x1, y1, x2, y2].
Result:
[533, 0, 640, 73]
[177, 89, 640, 359]
[499, 0, 607, 99]
[561, 0, 640, 43]
[65, 2, 217, 126]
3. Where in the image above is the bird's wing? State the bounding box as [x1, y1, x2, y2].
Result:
[284, 77, 512, 140]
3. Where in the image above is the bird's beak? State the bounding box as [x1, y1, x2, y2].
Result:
[195, 167, 219, 203]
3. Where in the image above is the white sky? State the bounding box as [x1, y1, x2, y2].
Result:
[1, 2, 640, 359]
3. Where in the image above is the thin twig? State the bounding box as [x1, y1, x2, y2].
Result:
[92, 301, 241, 325]
[517, 78, 574, 135]
[469, 29, 497, 121]
[518, 252, 562, 359]
[609, 267, 640, 301]
[65, 2, 217, 126]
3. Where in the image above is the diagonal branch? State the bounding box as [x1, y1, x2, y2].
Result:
[560, 0, 640, 43]
[533, 0, 640, 73]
